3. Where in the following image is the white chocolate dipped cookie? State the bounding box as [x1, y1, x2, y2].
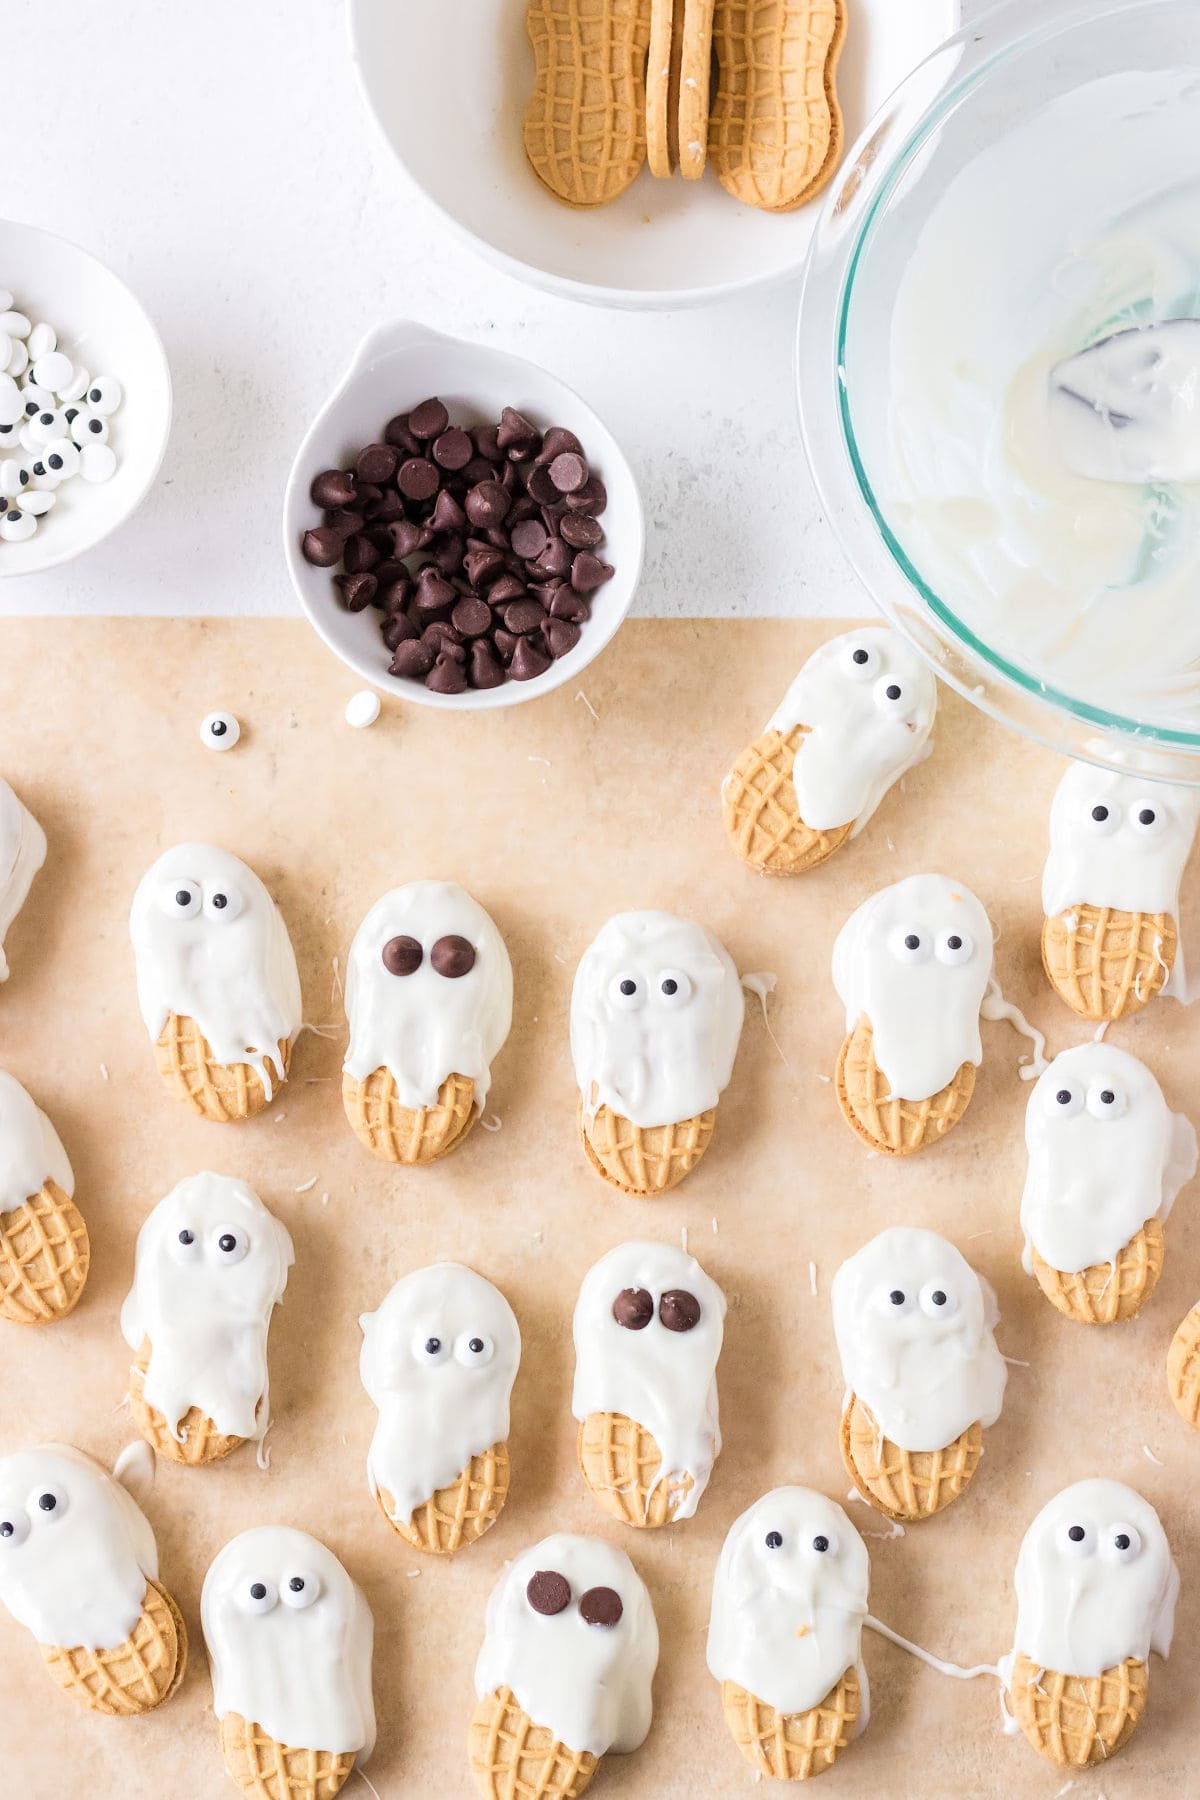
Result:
[832, 873, 995, 1155]
[470, 1532, 659, 1800]
[832, 1228, 1007, 1522]
[1000, 1479, 1178, 1768]
[120, 1172, 294, 1466]
[571, 911, 744, 1196]
[202, 1525, 376, 1800]
[723, 626, 937, 876]
[359, 1263, 520, 1556]
[1042, 762, 1200, 1020]
[342, 881, 513, 1165]
[0, 777, 46, 982]
[707, 1488, 870, 1781]
[0, 1070, 88, 1325]
[1022, 1045, 1197, 1325]
[130, 844, 302, 1121]
[573, 1240, 724, 1528]
[0, 1443, 186, 1715]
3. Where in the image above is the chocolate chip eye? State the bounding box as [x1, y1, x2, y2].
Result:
[890, 1289, 906, 1306]
[1068, 1526, 1084, 1541]
[887, 684, 901, 700]
[765, 1530, 783, 1549]
[812, 1535, 830, 1553]
[178, 1229, 194, 1245]
[431, 934, 476, 978]
[526, 1570, 571, 1615]
[37, 1493, 56, 1512]
[852, 648, 869, 665]
[1056, 1090, 1072, 1105]
[932, 1291, 946, 1306]
[1092, 805, 1109, 822]
[612, 1287, 654, 1330]
[579, 1585, 623, 1627]
[659, 1288, 701, 1332]
[382, 934, 423, 976]
[426, 1337, 441, 1355]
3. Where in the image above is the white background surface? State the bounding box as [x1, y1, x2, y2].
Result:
[0, 0, 975, 620]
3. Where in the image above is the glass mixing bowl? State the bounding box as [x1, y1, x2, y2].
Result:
[798, 0, 1200, 781]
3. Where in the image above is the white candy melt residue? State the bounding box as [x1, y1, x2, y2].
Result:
[130, 843, 302, 1099]
[202, 1525, 375, 1758]
[475, 1533, 658, 1758]
[0, 1070, 73, 1214]
[120, 1173, 294, 1456]
[832, 874, 993, 1100]
[360, 1263, 520, 1527]
[707, 1488, 870, 1724]
[1022, 1043, 1197, 1274]
[572, 1242, 724, 1522]
[343, 881, 513, 1111]
[1051, 318, 1200, 486]
[831, 1228, 1007, 1453]
[0, 1445, 158, 1649]
[0, 778, 46, 982]
[1001, 1479, 1178, 1682]
[571, 911, 744, 1129]
[767, 626, 937, 833]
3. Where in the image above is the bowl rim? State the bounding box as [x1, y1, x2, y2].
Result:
[0, 216, 173, 579]
[281, 318, 645, 711]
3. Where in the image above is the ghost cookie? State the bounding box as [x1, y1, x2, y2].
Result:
[130, 844, 302, 1121]
[571, 911, 745, 1196]
[342, 881, 513, 1165]
[202, 1526, 375, 1800]
[707, 1488, 869, 1781]
[1042, 762, 1200, 1020]
[0, 1443, 186, 1715]
[832, 1228, 1007, 1522]
[470, 1533, 658, 1800]
[832, 873, 995, 1154]
[0, 777, 46, 982]
[1000, 1480, 1177, 1767]
[723, 627, 937, 876]
[573, 1241, 725, 1528]
[0, 1070, 89, 1325]
[120, 1173, 294, 1466]
[1022, 1045, 1197, 1326]
[359, 1263, 520, 1555]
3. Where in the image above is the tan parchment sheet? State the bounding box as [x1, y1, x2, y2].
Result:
[0, 618, 1196, 1800]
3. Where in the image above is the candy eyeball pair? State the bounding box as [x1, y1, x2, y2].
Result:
[168, 1222, 251, 1267]
[1085, 796, 1168, 837]
[887, 924, 975, 967]
[608, 968, 692, 1010]
[237, 1569, 321, 1615]
[0, 1484, 69, 1544]
[157, 878, 245, 922]
[760, 1524, 839, 1559]
[875, 1279, 959, 1319]
[410, 1327, 495, 1368]
[840, 639, 920, 722]
[1056, 1518, 1142, 1563]
[1047, 1079, 1126, 1120]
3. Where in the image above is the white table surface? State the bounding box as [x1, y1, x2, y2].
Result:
[0, 0, 978, 621]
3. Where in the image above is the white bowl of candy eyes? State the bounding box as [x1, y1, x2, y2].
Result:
[0, 220, 172, 576]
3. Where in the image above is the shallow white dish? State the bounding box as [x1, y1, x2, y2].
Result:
[283, 320, 644, 711]
[347, 0, 959, 309]
[0, 219, 171, 577]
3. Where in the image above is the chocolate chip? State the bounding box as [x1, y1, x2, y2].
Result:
[356, 442, 399, 485]
[368, 489, 407, 525]
[659, 1289, 701, 1332]
[408, 397, 450, 440]
[537, 426, 584, 464]
[488, 572, 526, 606]
[526, 1571, 571, 1616]
[452, 596, 493, 638]
[433, 427, 473, 471]
[379, 576, 413, 613]
[473, 423, 502, 461]
[422, 621, 466, 658]
[413, 569, 456, 614]
[432, 488, 467, 535]
[301, 526, 343, 567]
[510, 519, 548, 561]
[335, 571, 378, 611]
[526, 462, 561, 506]
[426, 653, 468, 694]
[382, 934, 423, 976]
[571, 552, 613, 593]
[343, 534, 381, 575]
[531, 537, 573, 579]
[431, 934, 476, 978]
[549, 451, 588, 493]
[465, 480, 511, 528]
[463, 455, 497, 486]
[579, 1586, 623, 1628]
[384, 414, 422, 454]
[613, 1286, 654, 1330]
[544, 618, 581, 658]
[565, 476, 607, 515]
[382, 612, 417, 651]
[504, 599, 547, 635]
[434, 534, 466, 576]
[470, 641, 505, 689]
[391, 639, 435, 679]
[328, 508, 365, 539]
[390, 519, 427, 559]
[559, 512, 603, 550]
[497, 405, 540, 453]
[398, 457, 440, 501]
[311, 468, 356, 509]
[549, 587, 589, 623]
[464, 546, 504, 589]
[493, 629, 519, 665]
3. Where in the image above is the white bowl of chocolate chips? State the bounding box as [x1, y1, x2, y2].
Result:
[283, 320, 644, 710]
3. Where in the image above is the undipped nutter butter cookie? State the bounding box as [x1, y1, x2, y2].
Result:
[130, 844, 301, 1121]
[0, 1070, 89, 1325]
[723, 626, 937, 876]
[707, 1488, 869, 1781]
[832, 1228, 1007, 1522]
[1041, 761, 1200, 1022]
[1021, 1044, 1197, 1326]
[202, 1525, 375, 1800]
[469, 1532, 659, 1800]
[360, 1264, 520, 1556]
[571, 911, 744, 1196]
[999, 1480, 1178, 1768]
[0, 1443, 186, 1716]
[0, 776, 46, 982]
[708, 0, 846, 211]
[524, 0, 653, 206]
[342, 881, 513, 1166]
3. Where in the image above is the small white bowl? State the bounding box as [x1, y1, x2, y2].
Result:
[282, 320, 644, 710]
[0, 219, 171, 577]
[347, 0, 959, 309]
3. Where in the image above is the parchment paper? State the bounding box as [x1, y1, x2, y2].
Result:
[0, 618, 1195, 1800]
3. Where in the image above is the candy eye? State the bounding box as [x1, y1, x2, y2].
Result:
[609, 973, 645, 1011]
[888, 927, 931, 965]
[455, 1330, 495, 1367]
[159, 879, 201, 919]
[872, 675, 911, 717]
[1102, 1524, 1142, 1564]
[26, 408, 65, 448]
[579, 1585, 623, 1627]
[205, 885, 245, 920]
[805, 1531, 838, 1557]
[843, 642, 879, 682]
[659, 1288, 701, 1332]
[1129, 799, 1167, 836]
[919, 1280, 958, 1318]
[212, 1226, 249, 1265]
[200, 711, 240, 752]
[1086, 1082, 1126, 1121]
[431, 934, 476, 978]
[29, 1485, 68, 1524]
[239, 1578, 278, 1615]
[764, 1530, 784, 1549]
[169, 1225, 201, 1263]
[935, 929, 974, 967]
[526, 1570, 571, 1615]
[0, 508, 36, 541]
[413, 1329, 451, 1365]
[612, 1287, 654, 1330]
[0, 459, 30, 496]
[70, 408, 108, 447]
[280, 1570, 321, 1610]
[1085, 801, 1119, 835]
[879, 1285, 913, 1314]
[20, 384, 51, 418]
[41, 438, 79, 481]
[657, 968, 692, 1005]
[1050, 1082, 1084, 1118]
[0, 1510, 29, 1546]
[382, 934, 423, 976]
[1059, 1520, 1095, 1559]
[86, 375, 123, 416]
